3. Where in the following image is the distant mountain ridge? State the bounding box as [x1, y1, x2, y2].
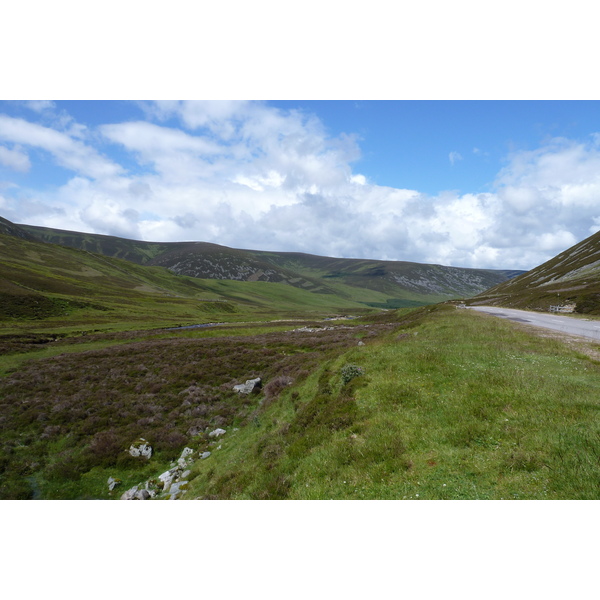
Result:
[19, 221, 523, 306]
[471, 229, 600, 314]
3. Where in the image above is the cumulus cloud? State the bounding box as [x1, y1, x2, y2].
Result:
[0, 115, 122, 180]
[3, 101, 600, 271]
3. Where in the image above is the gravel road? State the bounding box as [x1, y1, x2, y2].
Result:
[468, 306, 600, 341]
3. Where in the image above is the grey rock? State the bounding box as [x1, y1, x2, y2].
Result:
[208, 428, 226, 438]
[177, 446, 194, 468]
[133, 489, 151, 500]
[168, 481, 189, 499]
[233, 377, 262, 394]
[200, 451, 212, 459]
[180, 447, 194, 459]
[120, 485, 139, 500]
[107, 476, 121, 492]
[129, 438, 153, 459]
[158, 469, 177, 491]
[181, 470, 191, 479]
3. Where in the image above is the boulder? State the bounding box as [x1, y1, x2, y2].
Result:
[233, 377, 262, 394]
[133, 489, 151, 500]
[120, 485, 139, 500]
[129, 438, 153, 459]
[200, 451, 212, 459]
[168, 481, 188, 499]
[158, 469, 178, 491]
[177, 446, 194, 468]
[208, 428, 226, 438]
[107, 476, 121, 492]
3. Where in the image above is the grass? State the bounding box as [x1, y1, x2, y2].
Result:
[181, 305, 600, 500]
[0, 317, 394, 499]
[2, 299, 600, 500]
[1, 231, 385, 337]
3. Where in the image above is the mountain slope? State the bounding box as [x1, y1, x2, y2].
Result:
[0, 216, 38, 241]
[20, 221, 521, 306]
[0, 226, 395, 328]
[471, 229, 600, 314]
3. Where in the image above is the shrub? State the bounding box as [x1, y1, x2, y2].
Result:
[340, 364, 364, 385]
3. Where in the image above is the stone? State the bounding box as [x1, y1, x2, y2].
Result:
[129, 438, 153, 459]
[200, 451, 211, 459]
[107, 476, 121, 492]
[180, 447, 194, 459]
[233, 377, 262, 394]
[159, 469, 177, 491]
[177, 447, 194, 468]
[133, 489, 151, 500]
[208, 428, 226, 438]
[120, 485, 139, 500]
[181, 470, 191, 479]
[357, 341, 365, 346]
[168, 481, 189, 499]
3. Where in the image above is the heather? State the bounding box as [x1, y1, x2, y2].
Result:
[0, 319, 393, 499]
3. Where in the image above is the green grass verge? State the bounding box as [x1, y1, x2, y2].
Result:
[182, 305, 600, 500]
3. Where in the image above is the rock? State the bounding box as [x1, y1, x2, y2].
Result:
[133, 489, 151, 500]
[120, 485, 139, 500]
[107, 476, 121, 492]
[158, 469, 177, 491]
[233, 378, 262, 394]
[168, 481, 189, 499]
[181, 470, 191, 479]
[180, 447, 194, 459]
[177, 447, 194, 468]
[358, 341, 365, 346]
[129, 438, 153, 459]
[208, 428, 226, 438]
[200, 451, 211, 459]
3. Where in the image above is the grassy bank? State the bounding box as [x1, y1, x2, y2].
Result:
[182, 306, 600, 500]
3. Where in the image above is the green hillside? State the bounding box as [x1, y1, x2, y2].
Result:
[20, 221, 520, 306]
[471, 229, 600, 314]
[0, 229, 385, 334]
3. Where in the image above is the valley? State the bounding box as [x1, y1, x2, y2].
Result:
[2, 216, 600, 500]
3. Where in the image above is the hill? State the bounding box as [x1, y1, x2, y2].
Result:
[0, 228, 392, 331]
[20, 221, 521, 308]
[470, 229, 600, 314]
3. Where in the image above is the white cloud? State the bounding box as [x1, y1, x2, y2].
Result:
[24, 100, 56, 113]
[0, 145, 30, 172]
[3, 103, 600, 271]
[449, 151, 463, 165]
[0, 115, 122, 180]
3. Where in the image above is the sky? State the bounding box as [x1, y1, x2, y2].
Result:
[1, 99, 599, 271]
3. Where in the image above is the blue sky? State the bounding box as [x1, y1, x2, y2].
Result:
[1, 99, 600, 270]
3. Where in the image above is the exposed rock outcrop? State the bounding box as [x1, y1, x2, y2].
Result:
[129, 438, 153, 459]
[208, 428, 226, 438]
[233, 378, 262, 394]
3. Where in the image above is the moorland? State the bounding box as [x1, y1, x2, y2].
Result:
[2, 217, 600, 500]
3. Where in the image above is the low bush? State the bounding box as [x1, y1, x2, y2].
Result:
[340, 364, 364, 385]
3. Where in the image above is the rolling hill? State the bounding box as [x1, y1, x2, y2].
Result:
[19, 220, 522, 309]
[470, 228, 600, 314]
